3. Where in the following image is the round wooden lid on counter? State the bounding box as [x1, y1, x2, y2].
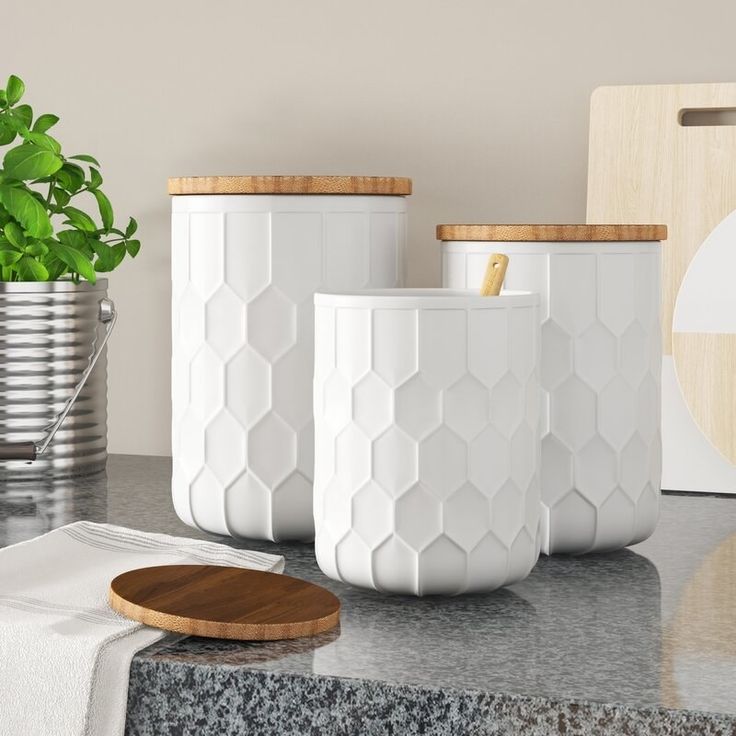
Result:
[109, 565, 341, 641]
[168, 175, 412, 196]
[436, 224, 667, 242]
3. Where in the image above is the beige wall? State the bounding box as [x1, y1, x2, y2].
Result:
[5, 0, 734, 455]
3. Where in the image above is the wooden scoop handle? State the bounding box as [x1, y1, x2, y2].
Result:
[479, 253, 509, 296]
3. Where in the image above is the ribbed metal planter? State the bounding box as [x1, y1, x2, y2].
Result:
[0, 280, 109, 479]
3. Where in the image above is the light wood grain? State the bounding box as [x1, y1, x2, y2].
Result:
[479, 253, 509, 296]
[672, 332, 736, 464]
[436, 224, 666, 242]
[587, 83, 736, 355]
[109, 565, 340, 640]
[169, 175, 412, 196]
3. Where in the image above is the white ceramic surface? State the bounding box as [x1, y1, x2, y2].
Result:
[171, 195, 407, 541]
[442, 242, 662, 554]
[313, 289, 541, 595]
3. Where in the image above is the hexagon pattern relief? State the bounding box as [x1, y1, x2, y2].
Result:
[444, 375, 489, 441]
[373, 427, 417, 496]
[443, 246, 662, 554]
[353, 373, 392, 439]
[314, 301, 541, 595]
[172, 203, 406, 541]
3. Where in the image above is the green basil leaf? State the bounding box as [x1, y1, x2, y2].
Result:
[0, 247, 22, 266]
[24, 241, 48, 257]
[44, 255, 67, 281]
[125, 238, 141, 257]
[50, 241, 96, 283]
[88, 239, 113, 271]
[79, 239, 95, 259]
[69, 154, 100, 166]
[16, 255, 48, 281]
[52, 188, 71, 207]
[6, 105, 32, 133]
[0, 119, 15, 145]
[0, 185, 52, 238]
[125, 217, 138, 238]
[88, 167, 103, 190]
[110, 241, 126, 268]
[57, 229, 88, 249]
[92, 189, 113, 230]
[24, 131, 61, 154]
[30, 191, 47, 209]
[62, 206, 97, 232]
[56, 162, 85, 192]
[89, 239, 125, 271]
[3, 143, 63, 180]
[4, 221, 26, 248]
[6, 75, 25, 106]
[32, 114, 59, 133]
[54, 168, 72, 191]
[59, 233, 94, 260]
[5, 113, 28, 135]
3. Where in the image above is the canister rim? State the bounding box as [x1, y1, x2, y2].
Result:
[315, 288, 539, 309]
[436, 224, 667, 242]
[168, 176, 412, 196]
[0, 279, 108, 293]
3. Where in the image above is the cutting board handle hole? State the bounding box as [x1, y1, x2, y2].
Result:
[679, 108, 736, 127]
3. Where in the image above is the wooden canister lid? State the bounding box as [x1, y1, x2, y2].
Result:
[168, 175, 412, 196]
[436, 224, 667, 242]
[109, 565, 340, 640]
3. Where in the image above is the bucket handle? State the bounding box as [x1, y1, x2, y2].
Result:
[0, 297, 117, 463]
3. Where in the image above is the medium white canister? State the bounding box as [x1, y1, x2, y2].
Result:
[313, 288, 541, 595]
[439, 224, 666, 555]
[170, 175, 411, 541]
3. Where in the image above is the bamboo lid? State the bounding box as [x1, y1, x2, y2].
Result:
[436, 224, 667, 242]
[169, 175, 412, 196]
[109, 565, 340, 640]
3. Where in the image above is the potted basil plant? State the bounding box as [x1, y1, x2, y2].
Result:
[0, 74, 141, 479]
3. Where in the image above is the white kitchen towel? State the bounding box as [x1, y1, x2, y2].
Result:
[0, 521, 284, 736]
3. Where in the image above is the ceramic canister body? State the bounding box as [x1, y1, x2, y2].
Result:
[313, 289, 542, 595]
[442, 240, 662, 554]
[171, 195, 407, 541]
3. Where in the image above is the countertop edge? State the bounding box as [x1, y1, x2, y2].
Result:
[126, 659, 736, 736]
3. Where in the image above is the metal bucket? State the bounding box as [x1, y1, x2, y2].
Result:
[0, 280, 116, 480]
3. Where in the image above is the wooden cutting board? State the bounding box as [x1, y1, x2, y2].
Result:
[671, 210, 736, 464]
[588, 82, 736, 353]
[587, 83, 736, 491]
[109, 565, 341, 640]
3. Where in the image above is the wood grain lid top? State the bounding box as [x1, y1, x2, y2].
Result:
[436, 224, 667, 242]
[109, 565, 341, 641]
[169, 175, 412, 196]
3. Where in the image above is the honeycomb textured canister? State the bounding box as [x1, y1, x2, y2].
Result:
[171, 194, 407, 541]
[442, 240, 662, 554]
[313, 289, 541, 595]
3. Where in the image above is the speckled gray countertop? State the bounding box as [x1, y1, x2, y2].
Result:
[1, 455, 735, 735]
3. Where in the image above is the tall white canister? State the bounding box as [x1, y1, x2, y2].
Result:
[439, 224, 666, 554]
[170, 175, 411, 541]
[313, 288, 541, 595]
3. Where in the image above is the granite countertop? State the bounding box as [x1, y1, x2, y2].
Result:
[1, 455, 735, 735]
